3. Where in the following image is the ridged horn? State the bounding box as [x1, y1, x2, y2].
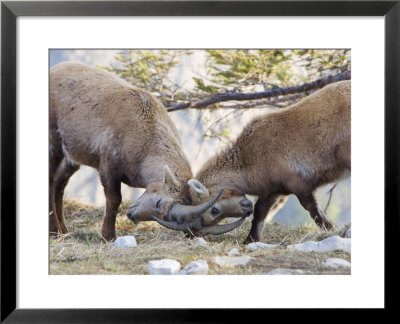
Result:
[151, 216, 203, 233]
[198, 217, 246, 235]
[168, 188, 224, 224]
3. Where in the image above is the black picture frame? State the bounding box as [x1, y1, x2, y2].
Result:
[1, 0, 399, 322]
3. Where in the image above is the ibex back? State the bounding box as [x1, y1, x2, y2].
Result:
[197, 80, 351, 242]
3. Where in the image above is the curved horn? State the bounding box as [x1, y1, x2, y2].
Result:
[168, 188, 224, 224]
[151, 216, 203, 233]
[203, 211, 226, 226]
[152, 215, 245, 236]
[198, 217, 246, 236]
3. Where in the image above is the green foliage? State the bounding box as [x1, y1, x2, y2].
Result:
[193, 77, 220, 94]
[204, 49, 293, 89]
[195, 49, 350, 96]
[292, 49, 351, 82]
[98, 50, 190, 105]
[101, 49, 350, 107]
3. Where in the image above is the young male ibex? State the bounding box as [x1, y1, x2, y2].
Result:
[137, 80, 351, 243]
[49, 62, 239, 241]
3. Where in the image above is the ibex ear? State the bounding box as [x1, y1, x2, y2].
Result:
[188, 179, 210, 200]
[163, 165, 180, 190]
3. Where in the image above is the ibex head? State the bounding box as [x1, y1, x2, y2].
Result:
[194, 187, 254, 222]
[127, 166, 250, 235]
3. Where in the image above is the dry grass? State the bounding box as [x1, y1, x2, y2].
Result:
[50, 199, 351, 275]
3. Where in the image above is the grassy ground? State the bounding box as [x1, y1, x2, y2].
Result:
[50, 199, 351, 275]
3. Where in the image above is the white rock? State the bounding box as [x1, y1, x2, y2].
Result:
[179, 260, 209, 275]
[213, 256, 253, 268]
[246, 242, 278, 251]
[322, 258, 351, 270]
[287, 235, 351, 253]
[227, 248, 240, 256]
[147, 259, 181, 275]
[193, 237, 208, 246]
[266, 268, 305, 275]
[113, 236, 137, 248]
[345, 227, 351, 238]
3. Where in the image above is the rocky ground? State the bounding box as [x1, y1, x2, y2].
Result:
[50, 199, 351, 275]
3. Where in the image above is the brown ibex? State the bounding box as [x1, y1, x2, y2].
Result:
[49, 62, 237, 241]
[137, 80, 350, 243]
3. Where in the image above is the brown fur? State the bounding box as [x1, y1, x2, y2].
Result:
[196, 80, 351, 243]
[49, 62, 193, 240]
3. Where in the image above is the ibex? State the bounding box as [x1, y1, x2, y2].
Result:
[135, 80, 351, 243]
[49, 62, 238, 241]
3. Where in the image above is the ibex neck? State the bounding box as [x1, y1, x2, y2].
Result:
[134, 112, 192, 187]
[196, 144, 246, 194]
[139, 150, 193, 187]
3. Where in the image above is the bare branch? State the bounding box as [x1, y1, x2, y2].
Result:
[219, 92, 314, 110]
[324, 183, 338, 214]
[194, 109, 239, 160]
[167, 70, 351, 112]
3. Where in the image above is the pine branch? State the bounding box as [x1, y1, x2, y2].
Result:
[167, 70, 351, 112]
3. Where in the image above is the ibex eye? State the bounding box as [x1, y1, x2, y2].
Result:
[156, 199, 162, 209]
[211, 207, 219, 215]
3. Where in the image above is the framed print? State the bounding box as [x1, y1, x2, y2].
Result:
[1, 0, 399, 322]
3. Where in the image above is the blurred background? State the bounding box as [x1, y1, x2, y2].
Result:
[50, 49, 351, 227]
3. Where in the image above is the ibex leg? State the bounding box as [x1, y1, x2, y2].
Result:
[99, 165, 122, 242]
[245, 194, 287, 244]
[297, 193, 334, 230]
[49, 142, 63, 235]
[53, 157, 80, 234]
